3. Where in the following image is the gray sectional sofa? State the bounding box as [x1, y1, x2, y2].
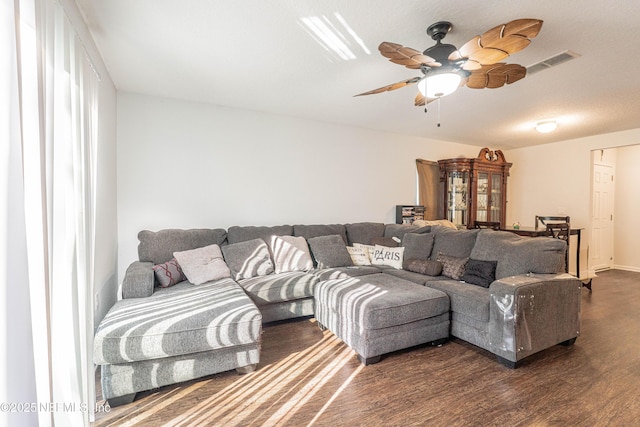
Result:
[94, 222, 582, 406]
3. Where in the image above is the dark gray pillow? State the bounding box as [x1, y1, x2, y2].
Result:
[402, 233, 435, 260]
[307, 235, 353, 269]
[403, 259, 443, 276]
[461, 259, 497, 288]
[221, 238, 274, 281]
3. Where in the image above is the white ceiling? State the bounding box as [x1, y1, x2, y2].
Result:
[77, 0, 640, 149]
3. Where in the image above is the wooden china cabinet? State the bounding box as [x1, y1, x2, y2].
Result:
[438, 148, 512, 229]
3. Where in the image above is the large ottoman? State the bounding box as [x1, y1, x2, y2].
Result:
[315, 273, 450, 365]
[94, 279, 262, 406]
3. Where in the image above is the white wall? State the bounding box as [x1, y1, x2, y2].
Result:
[116, 92, 481, 282]
[613, 145, 640, 271]
[505, 129, 640, 277]
[93, 76, 119, 326]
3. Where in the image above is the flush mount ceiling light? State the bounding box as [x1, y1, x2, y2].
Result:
[535, 120, 558, 133]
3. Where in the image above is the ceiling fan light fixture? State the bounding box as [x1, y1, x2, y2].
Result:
[535, 120, 558, 133]
[418, 72, 462, 98]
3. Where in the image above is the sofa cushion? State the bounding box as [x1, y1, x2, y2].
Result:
[460, 259, 497, 288]
[404, 259, 443, 276]
[371, 245, 404, 269]
[384, 224, 431, 241]
[238, 271, 318, 305]
[370, 236, 399, 247]
[293, 224, 348, 244]
[425, 279, 490, 323]
[174, 244, 231, 285]
[93, 279, 262, 365]
[436, 253, 468, 280]
[345, 222, 386, 245]
[221, 238, 274, 280]
[383, 268, 431, 285]
[402, 233, 435, 261]
[311, 265, 382, 281]
[226, 225, 293, 244]
[268, 235, 314, 273]
[138, 228, 227, 264]
[346, 246, 371, 266]
[152, 258, 187, 288]
[430, 226, 480, 260]
[470, 230, 566, 279]
[307, 235, 353, 269]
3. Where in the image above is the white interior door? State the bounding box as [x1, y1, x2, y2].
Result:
[591, 163, 614, 272]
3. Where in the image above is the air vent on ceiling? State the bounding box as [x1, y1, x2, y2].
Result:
[526, 50, 581, 75]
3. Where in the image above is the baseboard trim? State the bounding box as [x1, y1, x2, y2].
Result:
[611, 265, 640, 273]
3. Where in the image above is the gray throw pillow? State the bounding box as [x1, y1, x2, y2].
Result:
[221, 238, 274, 280]
[173, 244, 231, 285]
[307, 235, 353, 269]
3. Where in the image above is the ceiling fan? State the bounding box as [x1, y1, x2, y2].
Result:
[355, 19, 543, 107]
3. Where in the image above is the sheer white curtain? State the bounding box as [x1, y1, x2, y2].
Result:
[2, 0, 99, 425]
[1, 0, 38, 425]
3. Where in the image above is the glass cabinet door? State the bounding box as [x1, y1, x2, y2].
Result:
[476, 172, 489, 222]
[447, 171, 468, 227]
[490, 173, 502, 222]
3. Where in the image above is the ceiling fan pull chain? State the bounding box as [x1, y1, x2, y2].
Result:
[437, 97, 441, 127]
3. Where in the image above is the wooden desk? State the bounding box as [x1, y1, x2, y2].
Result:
[501, 226, 583, 277]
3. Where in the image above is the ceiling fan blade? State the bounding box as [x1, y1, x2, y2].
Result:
[355, 76, 422, 96]
[465, 63, 526, 89]
[379, 42, 440, 69]
[503, 18, 543, 39]
[414, 93, 439, 106]
[449, 19, 543, 66]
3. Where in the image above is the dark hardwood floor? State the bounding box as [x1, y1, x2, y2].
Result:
[93, 269, 640, 426]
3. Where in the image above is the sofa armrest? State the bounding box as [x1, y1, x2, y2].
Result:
[488, 273, 582, 363]
[122, 261, 155, 299]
